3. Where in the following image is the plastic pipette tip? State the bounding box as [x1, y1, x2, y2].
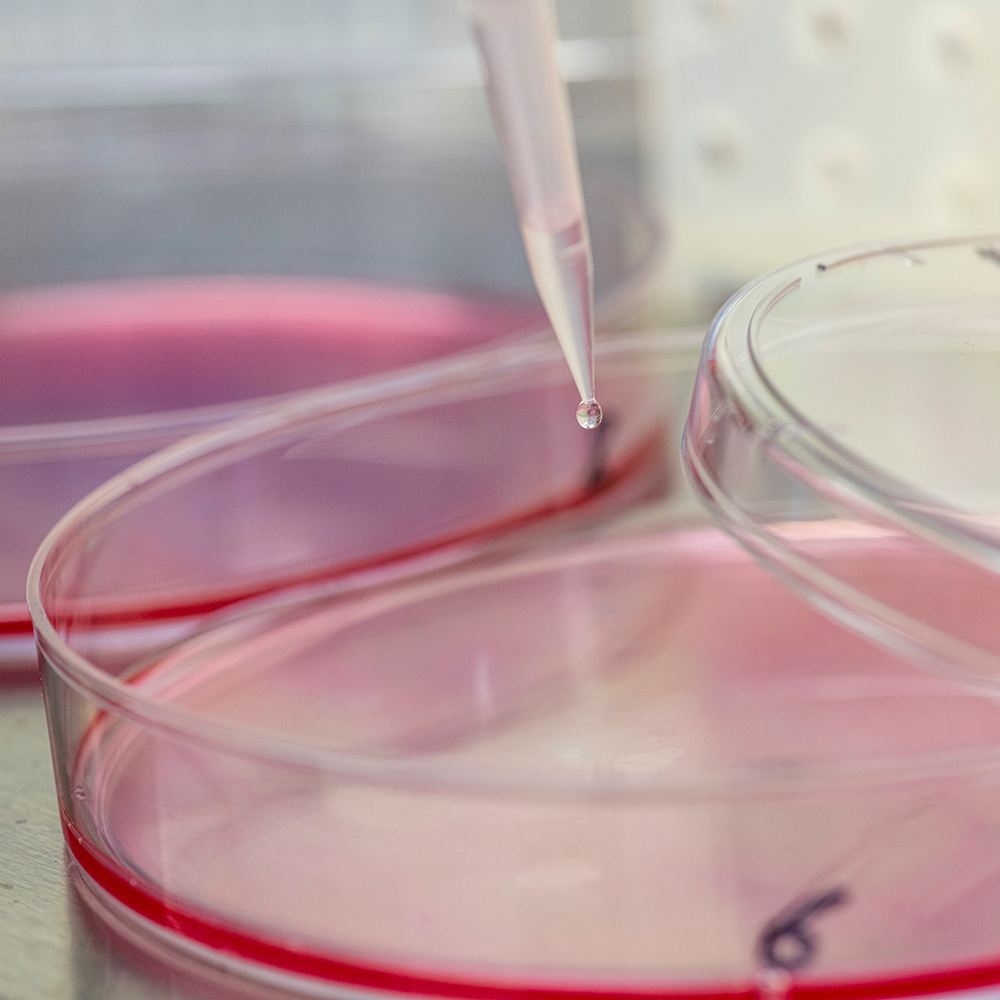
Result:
[576, 399, 603, 430]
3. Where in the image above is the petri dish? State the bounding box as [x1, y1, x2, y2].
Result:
[31, 331, 1000, 999]
[0, 174, 662, 675]
[0, 275, 540, 672]
[684, 233, 1000, 692]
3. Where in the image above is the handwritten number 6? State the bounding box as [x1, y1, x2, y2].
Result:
[758, 887, 849, 972]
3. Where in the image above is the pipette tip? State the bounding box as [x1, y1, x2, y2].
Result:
[576, 398, 603, 430]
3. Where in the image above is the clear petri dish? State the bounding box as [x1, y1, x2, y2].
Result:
[683, 234, 1000, 691]
[0, 276, 539, 672]
[0, 176, 662, 675]
[31, 331, 1000, 999]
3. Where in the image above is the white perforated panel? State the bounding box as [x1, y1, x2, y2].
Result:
[641, 0, 1000, 319]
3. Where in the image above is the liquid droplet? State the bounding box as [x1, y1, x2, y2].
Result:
[576, 399, 603, 430]
[72, 785, 87, 800]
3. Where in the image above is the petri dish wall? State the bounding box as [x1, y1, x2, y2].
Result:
[0, 25, 661, 672]
[0, 277, 544, 669]
[31, 331, 1000, 999]
[684, 234, 1000, 692]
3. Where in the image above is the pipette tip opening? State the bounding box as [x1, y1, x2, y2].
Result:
[576, 398, 603, 430]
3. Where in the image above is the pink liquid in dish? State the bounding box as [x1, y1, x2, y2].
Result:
[0, 277, 544, 658]
[62, 526, 1000, 1000]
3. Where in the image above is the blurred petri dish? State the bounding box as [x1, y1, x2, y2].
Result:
[684, 233, 1000, 691]
[0, 276, 539, 671]
[31, 331, 1000, 999]
[0, 178, 663, 674]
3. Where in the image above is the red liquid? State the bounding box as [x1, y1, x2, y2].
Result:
[60, 527, 1000, 1000]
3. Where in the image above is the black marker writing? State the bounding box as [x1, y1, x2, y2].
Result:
[758, 887, 849, 972]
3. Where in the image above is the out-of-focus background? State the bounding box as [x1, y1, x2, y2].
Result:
[0, 0, 998, 322]
[0, 0, 642, 303]
[646, 0, 1000, 319]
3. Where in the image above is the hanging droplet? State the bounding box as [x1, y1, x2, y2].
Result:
[576, 398, 603, 430]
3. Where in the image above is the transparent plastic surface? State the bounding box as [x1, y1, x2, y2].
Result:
[0, 278, 541, 673]
[31, 332, 1000, 999]
[684, 234, 1000, 692]
[0, 195, 659, 676]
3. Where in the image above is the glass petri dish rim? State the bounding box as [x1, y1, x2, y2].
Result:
[32, 329, 1000, 800]
[26, 332, 687, 792]
[685, 232, 1000, 579]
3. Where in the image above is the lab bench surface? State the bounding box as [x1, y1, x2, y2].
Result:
[0, 678, 305, 1000]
